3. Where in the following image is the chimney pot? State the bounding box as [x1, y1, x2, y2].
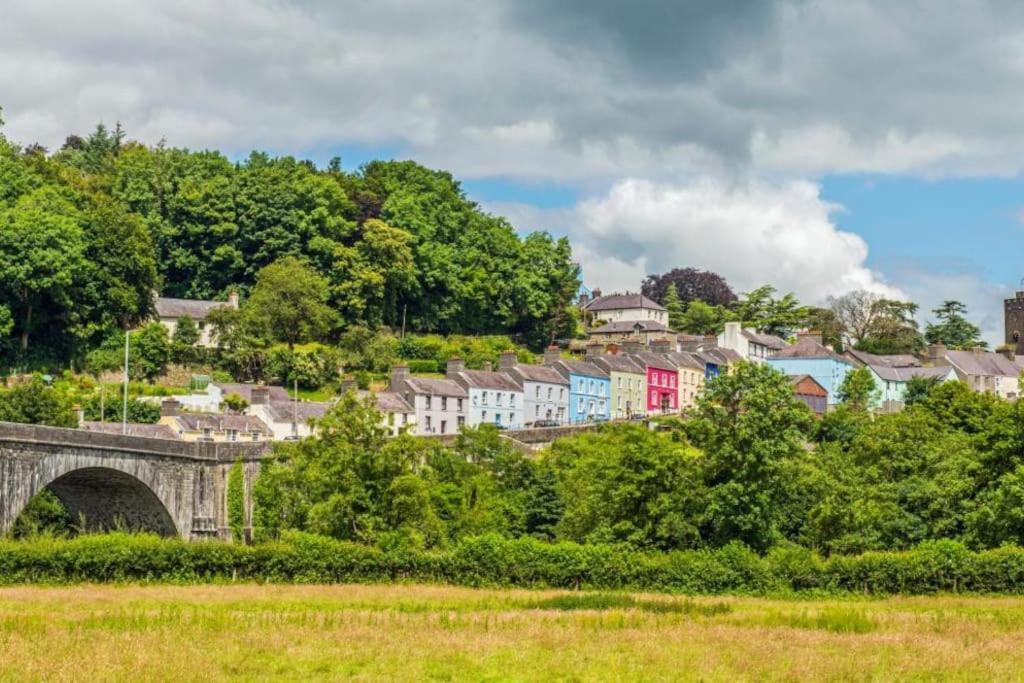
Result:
[446, 357, 466, 378]
[499, 350, 517, 370]
[585, 342, 603, 359]
[797, 330, 823, 346]
[482, 361, 493, 372]
[650, 337, 672, 354]
[161, 398, 180, 417]
[543, 346, 562, 365]
[250, 386, 270, 405]
[389, 364, 410, 390]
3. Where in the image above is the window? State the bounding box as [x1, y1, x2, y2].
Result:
[425, 415, 432, 432]
[547, 387, 552, 400]
[618, 376, 622, 388]
[559, 388, 565, 400]
[457, 416, 465, 427]
[670, 376, 675, 388]
[457, 398, 464, 411]
[578, 380, 584, 392]
[441, 396, 447, 411]
[482, 410, 488, 422]
[508, 413, 514, 425]
[250, 431, 260, 442]
[425, 395, 432, 410]
[650, 390, 657, 404]
[388, 412, 395, 426]
[495, 413, 502, 425]
[482, 391, 489, 406]
[618, 396, 622, 408]
[441, 420, 448, 434]
[202, 427, 212, 440]
[535, 386, 541, 398]
[535, 405, 540, 416]
[227, 429, 237, 442]
[496, 392, 503, 406]
[577, 398, 584, 412]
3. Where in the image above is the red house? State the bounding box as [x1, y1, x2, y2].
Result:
[789, 374, 828, 416]
[629, 349, 679, 414]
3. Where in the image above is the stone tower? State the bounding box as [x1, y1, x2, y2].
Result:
[1004, 291, 1024, 353]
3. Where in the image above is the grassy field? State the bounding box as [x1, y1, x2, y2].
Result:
[2, 585, 1024, 681]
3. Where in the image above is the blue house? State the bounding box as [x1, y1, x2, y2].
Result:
[548, 358, 611, 423]
[766, 333, 854, 405]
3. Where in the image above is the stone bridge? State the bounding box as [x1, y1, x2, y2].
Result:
[0, 422, 270, 540]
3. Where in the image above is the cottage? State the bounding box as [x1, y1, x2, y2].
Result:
[546, 350, 611, 423]
[363, 391, 417, 436]
[158, 399, 271, 442]
[717, 321, 787, 363]
[589, 346, 647, 419]
[929, 344, 1022, 399]
[866, 364, 956, 411]
[245, 386, 331, 440]
[767, 332, 855, 406]
[581, 291, 667, 327]
[448, 358, 525, 430]
[586, 319, 672, 345]
[623, 340, 681, 414]
[789, 375, 828, 416]
[172, 382, 291, 414]
[389, 364, 468, 435]
[500, 350, 570, 426]
[154, 291, 239, 347]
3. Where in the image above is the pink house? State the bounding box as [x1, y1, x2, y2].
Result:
[629, 350, 678, 414]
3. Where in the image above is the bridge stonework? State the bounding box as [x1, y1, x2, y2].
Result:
[0, 423, 270, 540]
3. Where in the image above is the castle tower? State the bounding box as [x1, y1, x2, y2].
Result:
[1004, 291, 1024, 353]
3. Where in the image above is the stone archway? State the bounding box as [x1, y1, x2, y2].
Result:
[41, 467, 178, 536]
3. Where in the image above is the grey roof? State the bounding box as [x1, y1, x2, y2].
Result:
[868, 365, 955, 382]
[846, 349, 921, 368]
[368, 391, 415, 414]
[503, 364, 570, 386]
[170, 413, 272, 434]
[548, 359, 610, 379]
[262, 400, 332, 423]
[584, 293, 666, 313]
[588, 320, 669, 334]
[155, 297, 230, 320]
[591, 354, 646, 375]
[705, 347, 742, 364]
[741, 330, 788, 350]
[770, 338, 853, 364]
[629, 350, 679, 371]
[452, 370, 522, 392]
[941, 350, 1020, 378]
[663, 351, 706, 371]
[402, 377, 468, 397]
[81, 421, 180, 440]
[214, 383, 291, 402]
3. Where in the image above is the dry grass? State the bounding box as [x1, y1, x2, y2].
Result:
[2, 584, 1024, 681]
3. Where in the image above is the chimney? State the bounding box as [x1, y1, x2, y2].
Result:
[390, 364, 410, 390]
[250, 386, 270, 405]
[703, 335, 718, 349]
[591, 288, 602, 300]
[446, 357, 466, 378]
[797, 330, 823, 346]
[73, 404, 84, 428]
[585, 342, 603, 359]
[499, 350, 517, 370]
[482, 361, 493, 372]
[543, 345, 562, 365]
[161, 398, 180, 417]
[622, 338, 642, 355]
[998, 346, 1016, 362]
[972, 346, 985, 357]
[228, 289, 240, 309]
[928, 343, 947, 365]
[650, 337, 672, 354]
[678, 335, 701, 352]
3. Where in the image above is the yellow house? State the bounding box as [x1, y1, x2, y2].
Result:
[664, 351, 706, 410]
[591, 353, 648, 419]
[159, 399, 271, 442]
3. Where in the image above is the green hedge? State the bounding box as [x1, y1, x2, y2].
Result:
[404, 359, 439, 374]
[3, 534, 1024, 594]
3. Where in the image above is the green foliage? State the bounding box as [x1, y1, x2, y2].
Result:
[245, 257, 337, 350]
[81, 394, 160, 423]
[10, 490, 72, 539]
[85, 323, 171, 381]
[678, 300, 730, 336]
[662, 284, 685, 331]
[227, 460, 245, 543]
[222, 393, 249, 413]
[405, 359, 439, 373]
[733, 285, 808, 338]
[837, 366, 879, 411]
[925, 300, 985, 350]
[265, 343, 342, 389]
[171, 314, 200, 365]
[0, 377, 75, 427]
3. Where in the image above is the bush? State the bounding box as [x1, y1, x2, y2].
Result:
[405, 359, 439, 374]
[265, 343, 342, 389]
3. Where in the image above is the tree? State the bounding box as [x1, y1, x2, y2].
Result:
[804, 307, 845, 351]
[171, 314, 200, 365]
[0, 378, 75, 427]
[836, 367, 879, 412]
[856, 299, 924, 354]
[925, 301, 985, 350]
[131, 323, 172, 381]
[642, 268, 736, 308]
[244, 256, 337, 350]
[677, 300, 730, 336]
[733, 285, 808, 338]
[829, 290, 881, 348]
[662, 284, 685, 331]
[903, 375, 941, 407]
[687, 362, 811, 551]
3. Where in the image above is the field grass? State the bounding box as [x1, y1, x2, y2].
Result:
[3, 585, 1024, 681]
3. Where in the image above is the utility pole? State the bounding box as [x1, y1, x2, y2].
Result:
[293, 377, 298, 438]
[401, 304, 407, 339]
[122, 330, 130, 435]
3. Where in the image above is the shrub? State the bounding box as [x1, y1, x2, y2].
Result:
[227, 460, 245, 543]
[405, 359, 439, 374]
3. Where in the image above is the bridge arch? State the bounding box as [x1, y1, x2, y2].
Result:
[7, 454, 183, 537]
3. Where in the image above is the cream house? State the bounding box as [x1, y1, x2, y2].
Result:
[154, 291, 239, 347]
[581, 292, 667, 326]
[158, 399, 271, 442]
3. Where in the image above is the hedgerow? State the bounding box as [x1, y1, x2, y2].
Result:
[5, 533, 1024, 594]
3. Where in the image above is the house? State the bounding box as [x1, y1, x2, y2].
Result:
[447, 358, 525, 430]
[172, 382, 291, 414]
[389, 364, 468, 435]
[623, 340, 680, 414]
[866, 364, 957, 411]
[789, 375, 828, 417]
[499, 350, 570, 426]
[154, 291, 239, 347]
[546, 349, 612, 423]
[842, 348, 921, 369]
[586, 319, 672, 345]
[158, 399, 272, 442]
[717, 321, 788, 363]
[79, 420, 180, 440]
[362, 391, 417, 436]
[581, 291, 667, 327]
[767, 332, 855, 406]
[929, 344, 1022, 399]
[696, 346, 742, 379]
[589, 345, 648, 419]
[245, 386, 332, 440]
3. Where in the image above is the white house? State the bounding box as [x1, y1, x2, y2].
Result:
[448, 358, 525, 430]
[246, 386, 331, 440]
[171, 382, 290, 414]
[930, 344, 1023, 400]
[361, 390, 418, 436]
[154, 291, 239, 347]
[389, 364, 468, 435]
[582, 291, 667, 326]
[499, 350, 570, 426]
[717, 321, 787, 363]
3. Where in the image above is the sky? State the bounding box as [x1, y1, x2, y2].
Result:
[3, 0, 1024, 343]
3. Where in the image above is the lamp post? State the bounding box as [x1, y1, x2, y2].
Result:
[122, 329, 130, 435]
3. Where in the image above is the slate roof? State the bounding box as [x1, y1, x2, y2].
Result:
[402, 377, 468, 398]
[941, 350, 1020, 378]
[452, 370, 522, 392]
[261, 401, 332, 423]
[155, 297, 230, 320]
[868, 365, 955, 382]
[503, 365, 570, 387]
[770, 338, 853, 364]
[629, 350, 679, 371]
[591, 355, 646, 375]
[846, 349, 921, 368]
[704, 347, 742, 364]
[589, 320, 670, 334]
[548, 359, 610, 379]
[81, 421, 180, 440]
[369, 391, 415, 414]
[741, 330, 788, 350]
[584, 293, 666, 312]
[214, 383, 291, 402]
[170, 413, 272, 435]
